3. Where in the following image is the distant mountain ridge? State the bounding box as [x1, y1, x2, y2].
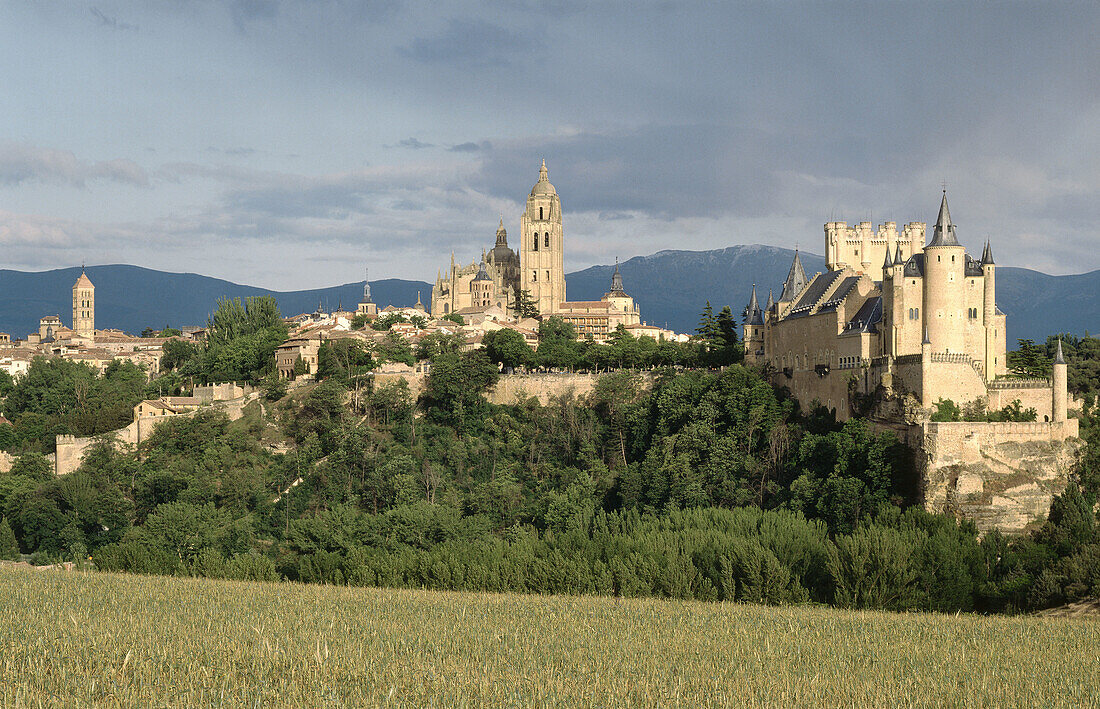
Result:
[1, 247, 1096, 343]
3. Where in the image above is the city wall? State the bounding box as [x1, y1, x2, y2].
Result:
[53, 393, 258, 476]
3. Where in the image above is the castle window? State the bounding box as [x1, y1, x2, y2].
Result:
[532, 271, 537, 282]
[539, 207, 543, 220]
[545, 270, 550, 281]
[951, 255, 955, 263]
[544, 233, 550, 248]
[533, 236, 538, 250]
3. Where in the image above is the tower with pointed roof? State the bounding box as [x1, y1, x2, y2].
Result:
[72, 268, 95, 338]
[357, 267, 378, 317]
[742, 283, 765, 362]
[520, 160, 566, 315]
[922, 191, 967, 354]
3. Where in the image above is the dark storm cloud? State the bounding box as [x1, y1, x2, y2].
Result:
[473, 126, 786, 218]
[399, 18, 539, 67]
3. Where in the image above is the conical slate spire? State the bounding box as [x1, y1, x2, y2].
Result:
[923, 327, 931, 346]
[766, 289, 774, 311]
[1055, 338, 1065, 365]
[780, 250, 808, 302]
[473, 259, 491, 281]
[894, 243, 904, 265]
[981, 239, 995, 265]
[883, 246, 894, 271]
[928, 190, 961, 247]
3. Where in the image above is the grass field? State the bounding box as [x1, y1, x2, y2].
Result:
[1, 567, 1098, 707]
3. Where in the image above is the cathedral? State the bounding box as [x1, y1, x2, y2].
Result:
[430, 161, 643, 339]
[744, 191, 1072, 430]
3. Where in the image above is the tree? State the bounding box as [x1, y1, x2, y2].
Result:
[536, 316, 581, 370]
[514, 287, 540, 319]
[422, 350, 500, 427]
[442, 312, 466, 325]
[1009, 339, 1051, 378]
[483, 329, 533, 370]
[0, 516, 18, 559]
[375, 331, 415, 366]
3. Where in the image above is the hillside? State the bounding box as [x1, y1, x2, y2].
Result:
[1, 248, 1097, 342]
[2, 567, 1096, 707]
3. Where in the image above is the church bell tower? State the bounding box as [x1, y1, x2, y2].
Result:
[520, 160, 566, 315]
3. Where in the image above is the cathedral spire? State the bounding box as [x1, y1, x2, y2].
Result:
[362, 267, 372, 303]
[928, 190, 960, 247]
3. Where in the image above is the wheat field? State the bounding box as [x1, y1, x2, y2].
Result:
[0, 567, 1097, 708]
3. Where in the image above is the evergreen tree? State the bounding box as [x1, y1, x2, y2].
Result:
[0, 516, 18, 560]
[514, 287, 540, 319]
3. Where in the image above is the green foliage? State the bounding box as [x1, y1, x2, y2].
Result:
[350, 313, 370, 330]
[513, 288, 540, 319]
[0, 369, 15, 397]
[0, 516, 18, 559]
[536, 316, 581, 370]
[2, 357, 147, 452]
[375, 331, 415, 366]
[317, 339, 374, 385]
[422, 350, 499, 427]
[482, 328, 533, 370]
[1008, 338, 1052, 378]
[371, 313, 408, 331]
[441, 312, 465, 325]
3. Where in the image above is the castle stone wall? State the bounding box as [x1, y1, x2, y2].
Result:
[987, 381, 1054, 421]
[918, 419, 1081, 534]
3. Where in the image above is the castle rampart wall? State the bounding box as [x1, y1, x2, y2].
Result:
[918, 419, 1081, 533]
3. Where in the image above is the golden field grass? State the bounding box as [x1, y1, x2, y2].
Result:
[0, 567, 1098, 708]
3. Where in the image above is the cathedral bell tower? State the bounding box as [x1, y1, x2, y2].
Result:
[520, 160, 566, 315]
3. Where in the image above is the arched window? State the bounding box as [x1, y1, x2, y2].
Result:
[532, 270, 537, 282]
[539, 207, 543, 220]
[544, 233, 550, 248]
[444, 303, 449, 314]
[533, 236, 539, 250]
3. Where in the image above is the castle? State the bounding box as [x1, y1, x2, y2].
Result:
[743, 192, 1080, 532]
[430, 161, 645, 340]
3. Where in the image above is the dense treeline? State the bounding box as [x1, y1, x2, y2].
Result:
[2, 296, 1098, 613]
[2, 351, 1097, 613]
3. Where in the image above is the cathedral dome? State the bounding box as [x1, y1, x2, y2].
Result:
[529, 159, 557, 196]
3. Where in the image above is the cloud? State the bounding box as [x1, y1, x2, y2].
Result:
[399, 19, 538, 67]
[449, 141, 491, 153]
[0, 145, 148, 188]
[90, 7, 138, 31]
[397, 138, 434, 150]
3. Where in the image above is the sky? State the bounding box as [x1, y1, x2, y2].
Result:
[1, 1, 1099, 290]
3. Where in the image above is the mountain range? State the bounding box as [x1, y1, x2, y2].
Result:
[1, 246, 1096, 344]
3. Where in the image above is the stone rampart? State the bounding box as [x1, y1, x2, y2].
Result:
[488, 373, 604, 406]
[918, 419, 1082, 534]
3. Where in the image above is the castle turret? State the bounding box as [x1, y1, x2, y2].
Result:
[921, 191, 966, 354]
[1053, 339, 1067, 423]
[982, 239, 997, 381]
[920, 327, 932, 408]
[779, 250, 807, 303]
[743, 284, 765, 363]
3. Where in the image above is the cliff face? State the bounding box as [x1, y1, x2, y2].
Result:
[918, 421, 1083, 534]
